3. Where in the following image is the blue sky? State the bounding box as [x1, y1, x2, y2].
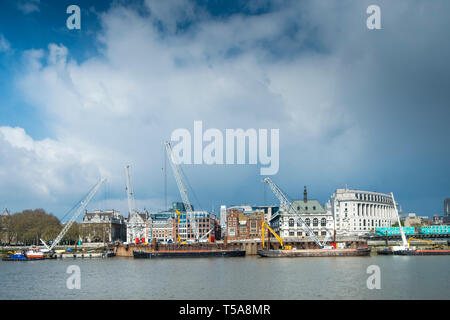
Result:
[0, 0, 449, 218]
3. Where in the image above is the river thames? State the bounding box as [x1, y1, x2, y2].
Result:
[1, 255, 449, 299]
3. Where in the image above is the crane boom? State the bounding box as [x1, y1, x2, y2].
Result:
[165, 141, 199, 241]
[263, 177, 325, 249]
[391, 192, 409, 249]
[125, 165, 137, 216]
[49, 178, 106, 251]
[262, 221, 286, 249]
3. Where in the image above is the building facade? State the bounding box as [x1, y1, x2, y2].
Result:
[226, 209, 265, 240]
[81, 209, 126, 243]
[126, 210, 149, 243]
[445, 198, 450, 217]
[404, 213, 422, 227]
[270, 187, 333, 239]
[148, 212, 177, 243]
[178, 211, 216, 241]
[220, 205, 227, 238]
[328, 188, 397, 236]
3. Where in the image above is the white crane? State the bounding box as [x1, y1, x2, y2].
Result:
[263, 177, 331, 249]
[125, 165, 137, 216]
[125, 165, 145, 242]
[165, 141, 199, 241]
[391, 192, 410, 251]
[48, 178, 106, 251]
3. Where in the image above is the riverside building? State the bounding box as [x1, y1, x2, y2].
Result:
[126, 210, 149, 243]
[444, 198, 450, 224]
[327, 188, 397, 236]
[270, 187, 333, 239]
[226, 209, 265, 240]
[147, 212, 177, 243]
[81, 209, 126, 243]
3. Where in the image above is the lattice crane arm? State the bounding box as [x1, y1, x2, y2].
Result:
[49, 178, 106, 251]
[165, 141, 199, 241]
[263, 177, 325, 249]
[125, 165, 137, 216]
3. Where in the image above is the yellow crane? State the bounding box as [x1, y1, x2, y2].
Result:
[175, 209, 187, 244]
[407, 237, 443, 248]
[261, 221, 292, 250]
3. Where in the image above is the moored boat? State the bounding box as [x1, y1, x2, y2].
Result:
[2, 250, 47, 261]
[257, 247, 371, 257]
[377, 248, 450, 255]
[133, 249, 246, 258]
[25, 247, 45, 259]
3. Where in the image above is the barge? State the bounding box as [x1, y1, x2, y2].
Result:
[257, 247, 371, 257]
[133, 249, 246, 259]
[54, 252, 111, 259]
[377, 248, 450, 255]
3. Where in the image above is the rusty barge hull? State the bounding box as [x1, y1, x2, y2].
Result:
[257, 247, 371, 257]
[377, 249, 450, 256]
[133, 249, 246, 259]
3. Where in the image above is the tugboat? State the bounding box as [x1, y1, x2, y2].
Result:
[25, 247, 45, 259]
[2, 248, 46, 261]
[2, 250, 27, 261]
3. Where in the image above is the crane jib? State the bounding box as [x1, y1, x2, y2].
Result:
[49, 178, 106, 251]
[263, 177, 327, 249]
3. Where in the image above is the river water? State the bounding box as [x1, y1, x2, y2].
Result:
[0, 255, 449, 299]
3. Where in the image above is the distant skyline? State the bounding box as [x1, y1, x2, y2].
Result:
[0, 0, 449, 218]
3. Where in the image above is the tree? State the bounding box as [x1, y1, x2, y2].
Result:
[5, 209, 61, 245]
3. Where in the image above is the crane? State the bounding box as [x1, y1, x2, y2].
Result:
[407, 237, 443, 248]
[391, 192, 410, 251]
[175, 209, 185, 244]
[165, 141, 199, 241]
[263, 177, 331, 249]
[48, 178, 106, 251]
[261, 221, 292, 250]
[125, 165, 137, 217]
[125, 165, 146, 243]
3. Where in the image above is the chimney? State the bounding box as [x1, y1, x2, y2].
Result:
[303, 186, 307, 203]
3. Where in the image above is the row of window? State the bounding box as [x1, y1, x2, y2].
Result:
[296, 206, 317, 211]
[288, 218, 327, 227]
[287, 231, 327, 237]
[355, 193, 392, 204]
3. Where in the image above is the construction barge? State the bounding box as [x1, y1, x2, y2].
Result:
[377, 248, 450, 256]
[258, 247, 371, 258]
[133, 249, 246, 259]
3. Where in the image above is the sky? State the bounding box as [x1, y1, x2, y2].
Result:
[0, 0, 449, 219]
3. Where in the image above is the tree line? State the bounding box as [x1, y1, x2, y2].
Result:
[0, 209, 109, 245]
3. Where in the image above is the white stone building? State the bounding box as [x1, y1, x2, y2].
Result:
[270, 187, 334, 239]
[327, 188, 397, 236]
[220, 205, 227, 238]
[126, 210, 149, 243]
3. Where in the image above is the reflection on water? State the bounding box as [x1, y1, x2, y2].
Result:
[1, 255, 449, 299]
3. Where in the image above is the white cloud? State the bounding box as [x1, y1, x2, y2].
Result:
[0, 34, 11, 52]
[0, 127, 105, 212]
[17, 0, 40, 14]
[9, 2, 368, 215]
[7, 1, 450, 216]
